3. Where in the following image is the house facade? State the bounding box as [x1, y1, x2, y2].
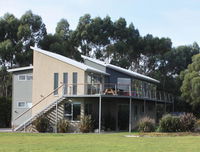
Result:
[8, 47, 174, 132]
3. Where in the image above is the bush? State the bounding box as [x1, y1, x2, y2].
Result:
[57, 119, 69, 133]
[180, 113, 196, 132]
[195, 119, 200, 132]
[159, 114, 181, 132]
[138, 117, 155, 132]
[79, 115, 93, 133]
[33, 115, 51, 132]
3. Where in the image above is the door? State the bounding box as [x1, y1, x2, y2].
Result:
[118, 104, 129, 130]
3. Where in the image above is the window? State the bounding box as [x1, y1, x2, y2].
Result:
[85, 103, 92, 115]
[18, 74, 33, 81]
[117, 78, 131, 91]
[18, 75, 26, 81]
[17, 101, 26, 108]
[134, 105, 138, 116]
[73, 104, 81, 121]
[64, 102, 81, 121]
[54, 73, 59, 95]
[141, 105, 144, 113]
[63, 73, 68, 95]
[73, 72, 77, 95]
[26, 75, 33, 80]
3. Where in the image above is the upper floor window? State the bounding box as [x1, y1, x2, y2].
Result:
[17, 101, 26, 108]
[18, 74, 32, 81]
[54, 73, 59, 95]
[26, 75, 33, 80]
[73, 72, 77, 95]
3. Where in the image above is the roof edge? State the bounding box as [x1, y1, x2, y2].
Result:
[7, 66, 33, 73]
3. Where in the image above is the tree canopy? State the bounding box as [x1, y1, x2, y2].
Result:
[180, 54, 200, 107]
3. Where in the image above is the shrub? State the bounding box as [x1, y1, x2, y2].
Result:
[179, 113, 196, 132]
[33, 115, 51, 132]
[57, 119, 69, 133]
[159, 114, 181, 132]
[138, 117, 155, 132]
[195, 119, 200, 132]
[79, 115, 93, 133]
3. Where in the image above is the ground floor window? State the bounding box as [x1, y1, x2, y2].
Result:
[85, 103, 92, 115]
[64, 102, 81, 121]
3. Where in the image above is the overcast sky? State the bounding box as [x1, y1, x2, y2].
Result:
[0, 0, 200, 47]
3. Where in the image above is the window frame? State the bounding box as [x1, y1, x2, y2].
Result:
[64, 102, 81, 121]
[54, 73, 59, 96]
[72, 72, 78, 95]
[18, 74, 33, 81]
[63, 72, 68, 95]
[17, 101, 27, 108]
[26, 74, 33, 81]
[18, 75, 26, 81]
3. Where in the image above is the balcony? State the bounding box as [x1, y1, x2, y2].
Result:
[62, 83, 174, 103]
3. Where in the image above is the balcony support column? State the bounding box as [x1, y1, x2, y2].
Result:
[129, 97, 132, 133]
[144, 100, 146, 116]
[98, 95, 102, 133]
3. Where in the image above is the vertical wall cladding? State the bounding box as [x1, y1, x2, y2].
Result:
[106, 68, 131, 84]
[32, 50, 85, 115]
[12, 70, 33, 127]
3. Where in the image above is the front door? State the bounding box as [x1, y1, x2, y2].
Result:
[118, 104, 129, 130]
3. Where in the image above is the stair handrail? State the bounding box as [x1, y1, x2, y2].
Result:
[13, 84, 64, 123]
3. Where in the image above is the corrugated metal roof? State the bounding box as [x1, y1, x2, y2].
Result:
[82, 55, 160, 83]
[30, 47, 109, 75]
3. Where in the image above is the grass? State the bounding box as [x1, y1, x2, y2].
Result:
[0, 132, 200, 152]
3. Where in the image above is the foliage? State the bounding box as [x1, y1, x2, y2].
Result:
[79, 115, 93, 133]
[0, 96, 11, 127]
[57, 119, 69, 133]
[33, 115, 51, 132]
[195, 119, 200, 132]
[180, 54, 200, 107]
[179, 113, 196, 132]
[159, 114, 181, 132]
[137, 117, 155, 132]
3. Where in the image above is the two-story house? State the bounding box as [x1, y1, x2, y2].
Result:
[8, 47, 173, 132]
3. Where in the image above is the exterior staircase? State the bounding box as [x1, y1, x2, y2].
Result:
[14, 95, 66, 132]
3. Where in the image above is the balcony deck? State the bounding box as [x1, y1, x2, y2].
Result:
[62, 83, 174, 103]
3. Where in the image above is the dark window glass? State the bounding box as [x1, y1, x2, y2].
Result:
[134, 105, 138, 116]
[141, 105, 144, 113]
[64, 102, 81, 121]
[73, 72, 77, 95]
[64, 102, 72, 120]
[54, 73, 59, 95]
[73, 104, 81, 121]
[63, 73, 68, 95]
[85, 103, 92, 115]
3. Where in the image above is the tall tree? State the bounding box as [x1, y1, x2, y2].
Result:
[16, 10, 47, 66]
[39, 19, 82, 61]
[180, 53, 200, 107]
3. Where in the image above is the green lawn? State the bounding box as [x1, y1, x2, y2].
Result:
[0, 132, 200, 152]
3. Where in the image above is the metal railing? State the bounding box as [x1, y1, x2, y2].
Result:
[13, 84, 64, 131]
[63, 83, 174, 102]
[13, 82, 174, 131]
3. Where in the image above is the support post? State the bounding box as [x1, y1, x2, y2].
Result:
[24, 122, 26, 132]
[115, 84, 117, 95]
[129, 98, 132, 133]
[98, 95, 102, 133]
[164, 93, 167, 114]
[155, 101, 157, 122]
[55, 100, 58, 133]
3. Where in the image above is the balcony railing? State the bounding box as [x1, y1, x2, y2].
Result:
[62, 83, 174, 103]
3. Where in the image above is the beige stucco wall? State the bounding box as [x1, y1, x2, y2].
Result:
[32, 50, 85, 115]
